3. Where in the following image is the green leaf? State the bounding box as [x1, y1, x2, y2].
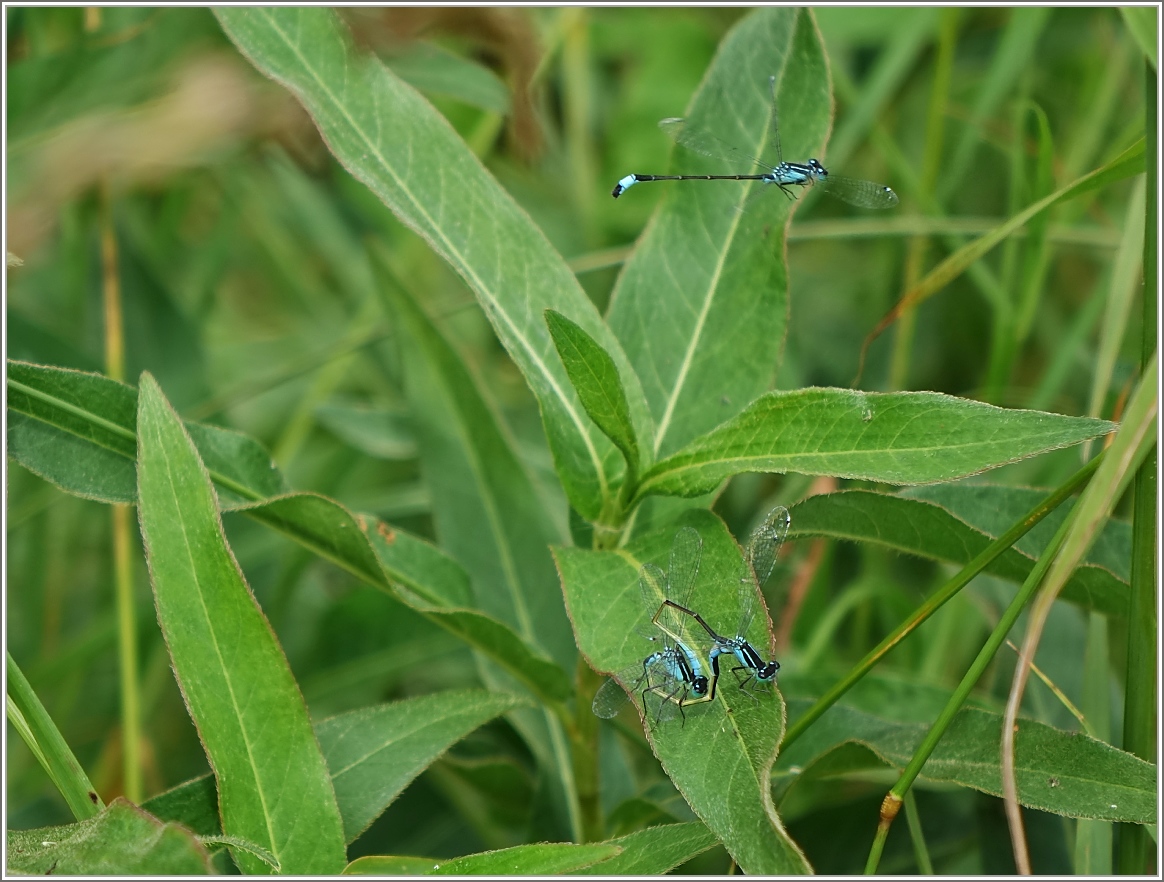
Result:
[377, 264, 581, 837]
[556, 508, 811, 875]
[143, 691, 531, 846]
[214, 6, 654, 521]
[317, 689, 531, 842]
[7, 360, 287, 508]
[571, 822, 719, 875]
[135, 373, 346, 875]
[345, 855, 437, 875]
[345, 843, 621, 876]
[236, 493, 573, 706]
[637, 388, 1115, 499]
[902, 483, 1131, 583]
[379, 275, 576, 671]
[608, 7, 823, 459]
[140, 775, 219, 838]
[605, 8, 824, 463]
[779, 701, 1157, 824]
[787, 489, 1129, 615]
[6, 799, 213, 875]
[545, 309, 642, 476]
[5, 360, 571, 706]
[198, 835, 279, 872]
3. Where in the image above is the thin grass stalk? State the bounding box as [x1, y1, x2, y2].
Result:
[1001, 351, 1157, 873]
[782, 452, 1102, 752]
[7, 652, 103, 820]
[100, 181, 142, 804]
[863, 507, 1077, 875]
[1117, 57, 1158, 876]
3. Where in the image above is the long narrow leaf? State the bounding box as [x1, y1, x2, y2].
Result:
[8, 360, 287, 507]
[546, 309, 641, 479]
[379, 263, 581, 838]
[214, 7, 654, 520]
[608, 7, 823, 459]
[6, 360, 572, 707]
[787, 490, 1128, 615]
[637, 387, 1114, 499]
[778, 701, 1156, 824]
[135, 373, 346, 875]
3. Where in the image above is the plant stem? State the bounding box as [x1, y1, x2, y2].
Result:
[7, 652, 103, 820]
[903, 789, 934, 874]
[1118, 56, 1158, 877]
[100, 181, 142, 804]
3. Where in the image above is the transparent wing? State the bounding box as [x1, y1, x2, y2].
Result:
[767, 74, 783, 164]
[735, 560, 758, 642]
[594, 654, 685, 722]
[658, 117, 773, 173]
[632, 622, 664, 644]
[819, 175, 899, 209]
[641, 561, 688, 652]
[738, 506, 790, 638]
[592, 676, 631, 719]
[746, 506, 791, 588]
[667, 527, 702, 609]
[639, 561, 669, 624]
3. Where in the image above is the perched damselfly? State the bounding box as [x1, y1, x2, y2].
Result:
[611, 77, 898, 210]
[661, 506, 790, 697]
[592, 528, 716, 726]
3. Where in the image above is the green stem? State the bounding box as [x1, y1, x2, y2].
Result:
[7, 652, 103, 820]
[903, 789, 934, 874]
[782, 452, 1103, 751]
[112, 503, 141, 803]
[100, 185, 142, 804]
[864, 504, 1078, 874]
[1118, 57, 1158, 877]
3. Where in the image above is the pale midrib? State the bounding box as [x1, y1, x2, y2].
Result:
[652, 59, 791, 457]
[149, 419, 280, 864]
[255, 10, 609, 501]
[640, 439, 1079, 493]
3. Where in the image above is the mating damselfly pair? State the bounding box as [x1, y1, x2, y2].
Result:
[593, 506, 791, 727]
[611, 76, 898, 211]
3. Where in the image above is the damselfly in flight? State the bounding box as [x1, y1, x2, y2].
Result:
[661, 506, 790, 697]
[592, 528, 717, 726]
[611, 77, 898, 210]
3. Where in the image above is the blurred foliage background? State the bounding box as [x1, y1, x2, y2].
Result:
[6, 6, 1153, 874]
